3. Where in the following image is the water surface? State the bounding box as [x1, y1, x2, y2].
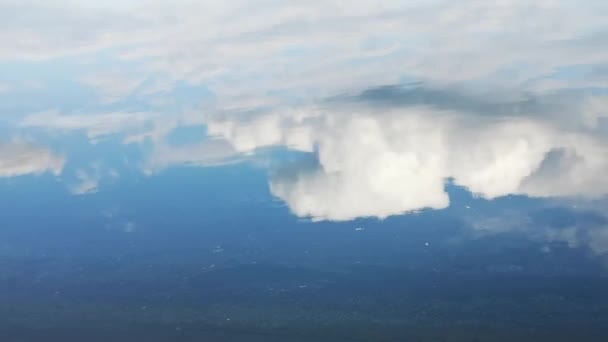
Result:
[1, 1, 608, 341]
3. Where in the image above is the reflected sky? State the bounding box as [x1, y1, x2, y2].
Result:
[2, 1, 608, 340]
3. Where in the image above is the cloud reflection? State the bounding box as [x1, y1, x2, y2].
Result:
[0, 142, 64, 178]
[20, 110, 158, 143]
[2, 0, 608, 225]
[202, 87, 608, 221]
[3, 1, 608, 106]
[469, 206, 608, 257]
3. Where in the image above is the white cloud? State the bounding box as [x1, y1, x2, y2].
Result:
[0, 142, 65, 178]
[0, 0, 168, 61]
[143, 138, 241, 174]
[4, 0, 608, 221]
[18, 105, 210, 145]
[20, 110, 159, 142]
[205, 94, 608, 221]
[206, 108, 319, 153]
[268, 108, 452, 220]
[2, 0, 608, 108]
[14, 86, 608, 222]
[80, 71, 146, 104]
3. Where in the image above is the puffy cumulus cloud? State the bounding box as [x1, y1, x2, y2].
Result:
[203, 89, 608, 221]
[2, 1, 608, 105]
[269, 108, 453, 220]
[0, 142, 65, 178]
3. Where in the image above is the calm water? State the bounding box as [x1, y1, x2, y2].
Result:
[2, 1, 608, 341]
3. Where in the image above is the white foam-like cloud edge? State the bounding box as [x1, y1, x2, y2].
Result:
[0, 141, 65, 178]
[202, 94, 608, 221]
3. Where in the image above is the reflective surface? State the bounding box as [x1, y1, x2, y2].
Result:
[2, 1, 608, 341]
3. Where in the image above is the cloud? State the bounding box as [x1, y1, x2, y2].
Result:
[20, 110, 159, 142]
[204, 89, 608, 221]
[70, 168, 100, 195]
[268, 108, 452, 220]
[69, 162, 121, 195]
[80, 70, 147, 104]
[4, 0, 608, 222]
[143, 138, 242, 174]
[0, 141, 65, 178]
[0, 0, 168, 61]
[2, 0, 608, 109]
[469, 206, 608, 257]
[206, 108, 319, 153]
[16, 106, 229, 174]
[15, 79, 608, 221]
[17, 104, 211, 145]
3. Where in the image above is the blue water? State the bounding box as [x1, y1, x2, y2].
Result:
[3, 1, 608, 340]
[1, 163, 607, 341]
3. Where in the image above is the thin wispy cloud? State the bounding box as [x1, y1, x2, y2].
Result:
[0, 141, 65, 178]
[80, 70, 147, 104]
[20, 110, 159, 143]
[69, 162, 122, 195]
[143, 139, 242, 174]
[70, 168, 100, 195]
[2, 1, 608, 107]
[468, 206, 608, 257]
